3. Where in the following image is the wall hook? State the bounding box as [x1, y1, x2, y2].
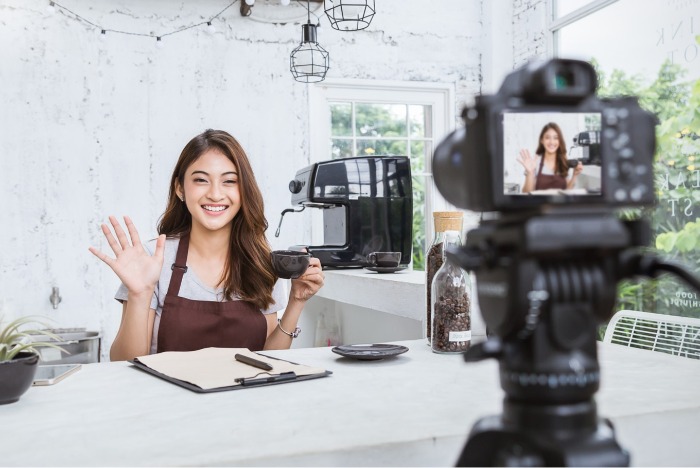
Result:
[50, 286, 62, 309]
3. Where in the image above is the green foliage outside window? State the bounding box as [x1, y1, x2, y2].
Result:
[593, 43, 700, 318]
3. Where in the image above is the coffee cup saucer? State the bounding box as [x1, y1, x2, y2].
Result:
[364, 265, 407, 274]
[332, 343, 409, 360]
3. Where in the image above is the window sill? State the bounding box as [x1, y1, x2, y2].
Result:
[315, 269, 425, 321]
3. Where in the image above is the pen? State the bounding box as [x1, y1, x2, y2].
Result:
[235, 353, 273, 371]
[236, 372, 297, 386]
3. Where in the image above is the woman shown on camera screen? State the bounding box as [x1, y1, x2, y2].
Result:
[517, 122, 583, 193]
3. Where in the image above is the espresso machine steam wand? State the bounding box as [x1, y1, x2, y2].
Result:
[274, 205, 306, 238]
[275, 202, 336, 238]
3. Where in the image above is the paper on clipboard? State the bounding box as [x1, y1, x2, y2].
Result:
[134, 348, 327, 390]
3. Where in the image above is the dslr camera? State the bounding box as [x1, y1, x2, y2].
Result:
[435, 58, 655, 208]
[432, 59, 662, 466]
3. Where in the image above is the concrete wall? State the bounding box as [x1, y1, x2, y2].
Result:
[0, 0, 492, 358]
[0, 0, 546, 360]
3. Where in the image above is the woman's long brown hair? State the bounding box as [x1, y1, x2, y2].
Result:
[158, 129, 276, 310]
[535, 122, 568, 176]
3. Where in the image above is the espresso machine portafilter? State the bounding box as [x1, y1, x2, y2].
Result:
[275, 156, 413, 268]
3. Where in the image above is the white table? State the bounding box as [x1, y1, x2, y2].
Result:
[1, 340, 699, 467]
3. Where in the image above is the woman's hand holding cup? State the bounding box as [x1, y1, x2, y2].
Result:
[271, 249, 324, 302]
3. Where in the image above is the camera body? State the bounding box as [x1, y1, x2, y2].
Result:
[434, 59, 656, 213]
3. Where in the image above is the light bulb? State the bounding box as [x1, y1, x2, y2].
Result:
[207, 21, 216, 34]
[156, 37, 164, 49]
[280, 0, 290, 5]
[47, 1, 56, 13]
[245, 0, 255, 5]
[99, 29, 107, 40]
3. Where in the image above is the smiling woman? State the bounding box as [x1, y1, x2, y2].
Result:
[88, 129, 325, 361]
[516, 122, 583, 193]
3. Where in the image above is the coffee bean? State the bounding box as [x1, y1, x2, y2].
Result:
[425, 242, 445, 340]
[431, 269, 471, 353]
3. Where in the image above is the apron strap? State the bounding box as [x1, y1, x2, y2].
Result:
[167, 232, 190, 298]
[537, 154, 545, 174]
[535, 155, 545, 190]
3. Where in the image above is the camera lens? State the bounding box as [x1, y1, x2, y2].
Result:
[432, 128, 471, 209]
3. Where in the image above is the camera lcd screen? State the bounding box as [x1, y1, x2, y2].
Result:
[502, 112, 602, 196]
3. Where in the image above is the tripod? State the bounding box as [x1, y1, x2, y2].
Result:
[449, 211, 700, 467]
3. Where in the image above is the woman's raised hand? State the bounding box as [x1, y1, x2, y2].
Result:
[89, 216, 166, 295]
[517, 149, 538, 175]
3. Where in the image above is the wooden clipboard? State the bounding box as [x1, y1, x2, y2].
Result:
[129, 347, 332, 393]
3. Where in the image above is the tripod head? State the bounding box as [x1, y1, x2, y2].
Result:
[452, 210, 640, 404]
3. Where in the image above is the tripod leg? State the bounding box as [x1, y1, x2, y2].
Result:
[456, 413, 630, 467]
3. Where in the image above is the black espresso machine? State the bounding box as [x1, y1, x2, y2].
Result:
[275, 156, 413, 268]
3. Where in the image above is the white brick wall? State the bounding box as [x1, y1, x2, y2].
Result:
[0, 0, 547, 359]
[513, 0, 549, 66]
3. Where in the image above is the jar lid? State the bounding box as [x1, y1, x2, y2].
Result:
[433, 211, 463, 232]
[432, 211, 463, 219]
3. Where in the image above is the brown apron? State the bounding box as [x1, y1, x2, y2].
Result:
[534, 156, 567, 190]
[157, 233, 268, 353]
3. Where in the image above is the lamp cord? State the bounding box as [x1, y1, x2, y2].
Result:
[295, 0, 321, 24]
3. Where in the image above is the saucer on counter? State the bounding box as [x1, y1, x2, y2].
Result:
[364, 265, 407, 274]
[331, 343, 409, 361]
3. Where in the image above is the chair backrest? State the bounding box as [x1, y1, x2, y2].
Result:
[603, 310, 700, 360]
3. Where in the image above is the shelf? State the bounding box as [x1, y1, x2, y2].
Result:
[315, 269, 425, 321]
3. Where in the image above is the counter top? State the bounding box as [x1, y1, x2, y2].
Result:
[1, 341, 699, 466]
[315, 268, 425, 320]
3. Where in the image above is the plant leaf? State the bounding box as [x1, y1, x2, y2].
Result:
[0, 315, 68, 362]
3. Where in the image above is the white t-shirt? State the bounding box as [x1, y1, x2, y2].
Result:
[536, 157, 556, 175]
[115, 237, 288, 354]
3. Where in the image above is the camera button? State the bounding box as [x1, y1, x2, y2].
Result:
[620, 148, 634, 159]
[620, 161, 635, 177]
[631, 186, 646, 201]
[614, 189, 628, 201]
[612, 133, 630, 149]
[603, 109, 619, 125]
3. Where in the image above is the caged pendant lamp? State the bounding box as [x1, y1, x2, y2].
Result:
[324, 0, 375, 31]
[290, 0, 330, 83]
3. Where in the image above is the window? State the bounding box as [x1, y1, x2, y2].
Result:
[310, 80, 455, 270]
[551, 0, 700, 318]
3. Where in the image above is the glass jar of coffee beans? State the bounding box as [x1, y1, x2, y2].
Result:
[431, 230, 471, 354]
[425, 212, 463, 345]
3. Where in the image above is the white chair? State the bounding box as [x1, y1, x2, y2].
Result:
[603, 310, 700, 359]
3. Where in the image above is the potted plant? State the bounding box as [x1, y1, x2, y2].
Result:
[0, 316, 65, 405]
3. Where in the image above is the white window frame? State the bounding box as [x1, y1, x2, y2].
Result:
[549, 0, 619, 56]
[309, 79, 456, 256]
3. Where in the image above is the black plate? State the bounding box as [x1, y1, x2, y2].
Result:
[331, 344, 409, 360]
[364, 266, 408, 274]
